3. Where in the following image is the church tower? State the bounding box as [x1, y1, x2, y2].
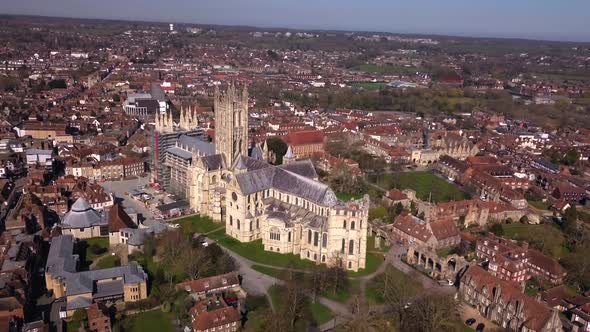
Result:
[214, 82, 249, 166]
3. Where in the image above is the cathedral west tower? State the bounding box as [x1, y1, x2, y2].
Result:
[214, 83, 249, 166]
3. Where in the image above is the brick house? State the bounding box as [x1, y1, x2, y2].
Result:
[283, 130, 325, 158]
[389, 213, 460, 250]
[552, 184, 587, 204]
[460, 265, 562, 331]
[476, 235, 566, 285]
[176, 272, 244, 300]
[190, 296, 241, 332]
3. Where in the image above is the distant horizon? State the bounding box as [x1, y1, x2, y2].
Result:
[3, 13, 590, 45]
[2, 0, 590, 43]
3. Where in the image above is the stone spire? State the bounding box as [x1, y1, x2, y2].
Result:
[283, 145, 295, 165]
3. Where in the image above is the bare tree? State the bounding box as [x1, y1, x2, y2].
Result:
[178, 247, 212, 280]
[402, 293, 459, 332]
[282, 270, 308, 330]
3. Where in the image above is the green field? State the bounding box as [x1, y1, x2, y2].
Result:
[528, 199, 551, 210]
[370, 171, 470, 203]
[352, 64, 419, 75]
[116, 310, 175, 332]
[350, 82, 387, 90]
[501, 223, 569, 259]
[218, 237, 318, 269]
[252, 265, 362, 304]
[173, 215, 224, 235]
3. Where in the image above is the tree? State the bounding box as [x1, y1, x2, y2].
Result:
[178, 247, 211, 280]
[282, 271, 308, 330]
[266, 137, 288, 164]
[324, 257, 349, 297]
[490, 223, 504, 236]
[48, 79, 67, 89]
[562, 205, 578, 233]
[401, 294, 459, 332]
[72, 308, 88, 327]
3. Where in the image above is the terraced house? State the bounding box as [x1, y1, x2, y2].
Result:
[460, 265, 562, 332]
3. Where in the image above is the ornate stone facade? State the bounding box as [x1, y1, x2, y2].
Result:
[167, 83, 369, 271]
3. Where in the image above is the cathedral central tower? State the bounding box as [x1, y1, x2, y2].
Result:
[214, 83, 249, 166]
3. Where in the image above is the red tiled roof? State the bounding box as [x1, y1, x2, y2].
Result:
[283, 130, 325, 146]
[176, 272, 240, 294]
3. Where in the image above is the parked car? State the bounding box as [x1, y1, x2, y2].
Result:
[465, 318, 476, 326]
[476, 323, 485, 332]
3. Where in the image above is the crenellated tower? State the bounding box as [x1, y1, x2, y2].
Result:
[155, 109, 174, 133]
[214, 82, 249, 166]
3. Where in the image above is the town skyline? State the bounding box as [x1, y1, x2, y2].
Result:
[2, 0, 590, 42]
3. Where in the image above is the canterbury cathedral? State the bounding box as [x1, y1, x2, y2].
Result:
[159, 83, 368, 271]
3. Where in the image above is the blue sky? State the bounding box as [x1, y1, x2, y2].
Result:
[2, 0, 589, 42]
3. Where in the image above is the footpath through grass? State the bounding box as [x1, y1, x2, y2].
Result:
[365, 265, 423, 305]
[173, 215, 224, 235]
[370, 171, 470, 203]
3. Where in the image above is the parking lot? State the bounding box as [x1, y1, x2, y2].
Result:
[459, 303, 498, 331]
[101, 177, 176, 223]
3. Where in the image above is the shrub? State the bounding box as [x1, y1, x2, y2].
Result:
[161, 301, 171, 313]
[90, 243, 107, 255]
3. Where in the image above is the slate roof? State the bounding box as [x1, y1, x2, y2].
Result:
[235, 163, 337, 206]
[278, 160, 318, 178]
[46, 235, 148, 305]
[166, 147, 193, 160]
[61, 198, 106, 229]
[178, 134, 215, 156]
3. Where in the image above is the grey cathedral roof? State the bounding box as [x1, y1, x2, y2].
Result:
[235, 165, 338, 207]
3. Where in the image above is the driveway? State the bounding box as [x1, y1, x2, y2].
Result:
[459, 303, 499, 331]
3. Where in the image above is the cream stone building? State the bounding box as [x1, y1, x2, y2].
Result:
[165, 83, 369, 271]
[45, 235, 148, 317]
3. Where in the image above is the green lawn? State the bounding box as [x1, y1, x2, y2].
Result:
[370, 171, 471, 203]
[268, 285, 285, 312]
[528, 199, 550, 210]
[66, 320, 81, 332]
[218, 237, 318, 269]
[367, 235, 390, 253]
[336, 192, 364, 201]
[501, 223, 569, 259]
[365, 265, 423, 305]
[95, 255, 121, 269]
[116, 310, 175, 332]
[321, 279, 361, 304]
[269, 285, 333, 326]
[252, 265, 361, 304]
[310, 302, 333, 324]
[348, 252, 383, 277]
[350, 82, 387, 90]
[351, 64, 419, 75]
[84, 237, 110, 260]
[173, 215, 224, 235]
